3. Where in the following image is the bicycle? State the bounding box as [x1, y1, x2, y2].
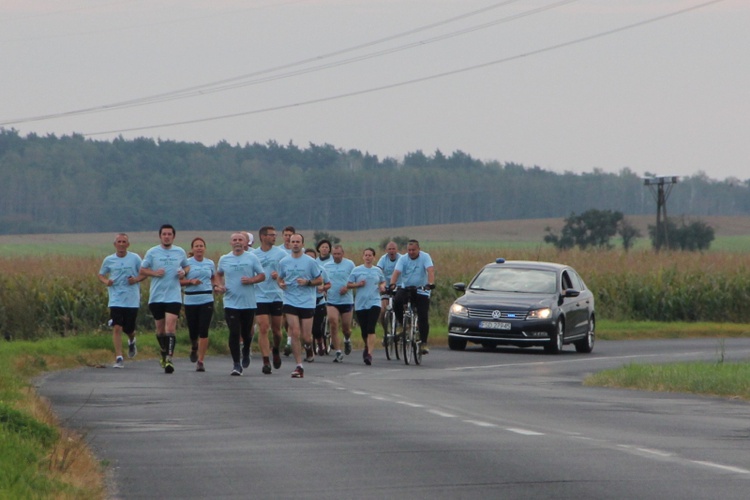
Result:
[315, 294, 332, 356]
[321, 312, 332, 355]
[381, 289, 399, 361]
[398, 285, 430, 366]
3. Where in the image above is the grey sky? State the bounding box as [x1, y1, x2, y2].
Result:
[1, 0, 747, 181]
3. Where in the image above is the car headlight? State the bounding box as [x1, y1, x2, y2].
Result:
[527, 308, 552, 319]
[450, 303, 468, 317]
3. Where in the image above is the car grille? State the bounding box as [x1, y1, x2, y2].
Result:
[466, 308, 528, 320]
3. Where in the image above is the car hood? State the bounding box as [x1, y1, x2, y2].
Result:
[455, 290, 556, 310]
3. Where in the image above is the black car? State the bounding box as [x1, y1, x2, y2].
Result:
[447, 259, 595, 354]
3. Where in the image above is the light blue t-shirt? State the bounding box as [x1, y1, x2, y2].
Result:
[183, 256, 215, 306]
[315, 264, 330, 303]
[217, 251, 265, 310]
[394, 251, 434, 297]
[278, 254, 322, 309]
[377, 253, 404, 283]
[142, 245, 189, 304]
[323, 258, 355, 306]
[251, 245, 287, 303]
[316, 255, 333, 266]
[348, 265, 385, 311]
[276, 244, 293, 255]
[99, 251, 142, 308]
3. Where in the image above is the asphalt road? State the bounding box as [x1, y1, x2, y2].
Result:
[37, 338, 750, 499]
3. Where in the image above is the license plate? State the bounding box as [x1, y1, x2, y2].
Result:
[479, 321, 511, 330]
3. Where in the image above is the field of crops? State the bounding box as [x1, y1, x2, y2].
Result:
[1, 241, 750, 340]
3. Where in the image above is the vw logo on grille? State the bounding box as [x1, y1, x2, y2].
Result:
[491, 310, 502, 319]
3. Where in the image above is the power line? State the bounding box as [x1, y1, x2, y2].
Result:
[0, 0, 535, 125]
[83, 0, 728, 137]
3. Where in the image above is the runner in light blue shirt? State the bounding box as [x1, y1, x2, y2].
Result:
[323, 244, 356, 361]
[98, 233, 145, 368]
[181, 237, 216, 371]
[278, 233, 323, 378]
[216, 232, 266, 375]
[347, 248, 386, 365]
[251, 226, 289, 374]
[139, 224, 190, 373]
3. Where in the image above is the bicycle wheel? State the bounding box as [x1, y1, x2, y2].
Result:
[392, 312, 401, 360]
[323, 316, 331, 355]
[383, 310, 394, 360]
[402, 314, 413, 365]
[413, 322, 422, 365]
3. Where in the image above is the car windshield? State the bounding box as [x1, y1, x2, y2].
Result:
[470, 267, 557, 294]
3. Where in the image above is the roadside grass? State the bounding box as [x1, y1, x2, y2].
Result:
[596, 320, 750, 340]
[585, 321, 750, 401]
[584, 360, 750, 401]
[0, 329, 232, 499]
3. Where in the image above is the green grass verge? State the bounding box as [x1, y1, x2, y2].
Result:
[0, 329, 234, 499]
[584, 360, 750, 400]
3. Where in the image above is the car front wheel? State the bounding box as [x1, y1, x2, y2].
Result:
[544, 319, 564, 354]
[448, 336, 467, 351]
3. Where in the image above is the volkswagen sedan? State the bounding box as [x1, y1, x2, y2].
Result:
[447, 259, 595, 354]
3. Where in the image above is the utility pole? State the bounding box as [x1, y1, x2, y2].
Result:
[643, 175, 678, 251]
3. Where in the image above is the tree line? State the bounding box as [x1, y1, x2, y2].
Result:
[1, 128, 749, 235]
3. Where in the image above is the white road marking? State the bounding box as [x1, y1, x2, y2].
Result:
[427, 409, 456, 418]
[691, 461, 750, 474]
[463, 419, 497, 428]
[395, 400, 424, 408]
[447, 351, 712, 371]
[506, 427, 545, 436]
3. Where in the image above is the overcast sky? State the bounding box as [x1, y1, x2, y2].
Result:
[1, 0, 747, 181]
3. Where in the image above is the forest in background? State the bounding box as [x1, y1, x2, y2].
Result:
[2, 128, 749, 235]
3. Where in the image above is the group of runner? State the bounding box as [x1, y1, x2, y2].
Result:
[98, 224, 435, 378]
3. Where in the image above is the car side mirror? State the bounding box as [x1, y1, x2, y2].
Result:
[563, 289, 580, 298]
[453, 283, 466, 292]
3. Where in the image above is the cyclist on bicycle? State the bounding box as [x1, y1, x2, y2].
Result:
[389, 239, 435, 354]
[306, 248, 331, 355]
[377, 241, 403, 330]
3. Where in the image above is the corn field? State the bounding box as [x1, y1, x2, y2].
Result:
[1, 249, 749, 340]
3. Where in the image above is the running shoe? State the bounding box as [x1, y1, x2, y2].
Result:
[196, 361, 205, 372]
[128, 340, 137, 358]
[364, 354, 372, 366]
[262, 364, 272, 375]
[272, 347, 282, 369]
[242, 353, 251, 369]
[344, 340, 352, 355]
[159, 357, 167, 369]
[231, 363, 242, 376]
[283, 344, 292, 357]
[316, 339, 325, 356]
[420, 344, 430, 355]
[113, 357, 124, 369]
[333, 351, 344, 363]
[291, 366, 304, 378]
[190, 349, 198, 363]
[304, 344, 315, 363]
[164, 358, 175, 374]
